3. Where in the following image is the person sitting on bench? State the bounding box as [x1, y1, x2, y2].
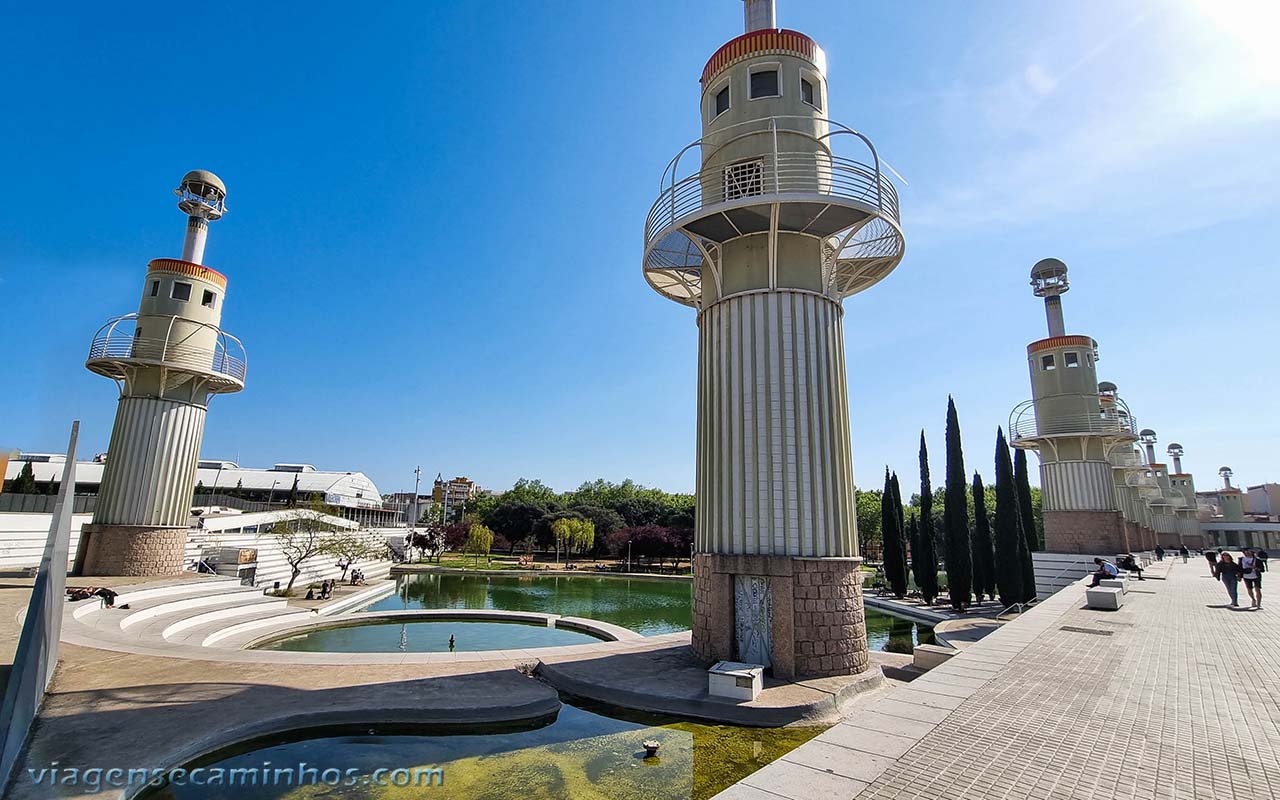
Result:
[1089, 558, 1121, 587]
[1117, 553, 1145, 580]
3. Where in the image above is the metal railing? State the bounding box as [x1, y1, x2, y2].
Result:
[644, 116, 900, 246]
[1009, 398, 1138, 442]
[86, 313, 246, 385]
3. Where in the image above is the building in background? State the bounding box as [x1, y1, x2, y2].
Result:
[431, 476, 478, 520]
[1200, 468, 1280, 550]
[3, 456, 402, 528]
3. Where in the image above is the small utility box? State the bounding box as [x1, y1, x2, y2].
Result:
[708, 661, 764, 701]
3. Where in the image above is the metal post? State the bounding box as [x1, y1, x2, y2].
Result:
[627, 540, 632, 573]
[412, 465, 421, 529]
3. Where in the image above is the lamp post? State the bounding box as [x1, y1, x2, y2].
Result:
[267, 479, 279, 506]
[627, 539, 632, 573]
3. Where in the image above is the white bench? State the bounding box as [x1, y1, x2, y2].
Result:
[1086, 587, 1124, 610]
[1099, 576, 1129, 593]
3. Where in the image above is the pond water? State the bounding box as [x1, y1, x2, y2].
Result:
[255, 619, 606, 653]
[365, 573, 693, 636]
[137, 698, 824, 800]
[364, 573, 933, 652]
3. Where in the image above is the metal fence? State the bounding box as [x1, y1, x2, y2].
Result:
[0, 422, 78, 792]
[0, 493, 96, 514]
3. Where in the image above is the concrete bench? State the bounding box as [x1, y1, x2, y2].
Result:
[1099, 576, 1129, 593]
[1086, 587, 1124, 610]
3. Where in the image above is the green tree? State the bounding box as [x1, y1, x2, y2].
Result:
[269, 511, 345, 595]
[287, 475, 299, 507]
[856, 487, 883, 557]
[971, 472, 996, 601]
[1013, 448, 1039, 601]
[550, 517, 576, 562]
[326, 530, 380, 580]
[943, 397, 972, 610]
[465, 523, 495, 566]
[915, 432, 940, 604]
[993, 429, 1025, 607]
[1014, 448, 1043, 551]
[881, 468, 908, 597]
[10, 462, 38, 494]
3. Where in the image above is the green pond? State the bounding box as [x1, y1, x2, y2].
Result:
[138, 698, 823, 800]
[359, 573, 932, 651]
[256, 620, 607, 653]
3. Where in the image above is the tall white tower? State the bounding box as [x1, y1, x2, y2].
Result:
[1217, 466, 1246, 522]
[1009, 260, 1147, 553]
[641, 0, 904, 678]
[77, 171, 247, 576]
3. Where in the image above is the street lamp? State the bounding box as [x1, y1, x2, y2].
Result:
[627, 539, 632, 573]
[267, 479, 279, 506]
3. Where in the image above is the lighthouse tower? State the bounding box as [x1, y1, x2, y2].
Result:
[1009, 259, 1138, 553]
[77, 171, 247, 576]
[1217, 467, 1246, 522]
[641, 0, 904, 678]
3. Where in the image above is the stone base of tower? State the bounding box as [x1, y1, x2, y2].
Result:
[1043, 510, 1130, 554]
[76, 524, 187, 576]
[692, 554, 868, 681]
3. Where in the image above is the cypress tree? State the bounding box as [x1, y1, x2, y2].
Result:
[890, 471, 905, 539]
[881, 467, 908, 597]
[943, 397, 972, 610]
[10, 461, 38, 494]
[971, 472, 996, 601]
[907, 513, 923, 593]
[993, 428, 1025, 607]
[916, 432, 940, 605]
[287, 475, 299, 507]
[1014, 448, 1039, 601]
[1014, 448, 1042, 551]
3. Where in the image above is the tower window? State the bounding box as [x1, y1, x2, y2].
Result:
[202, 290, 216, 309]
[1041, 354, 1056, 371]
[714, 85, 730, 118]
[750, 68, 780, 99]
[1064, 352, 1080, 368]
[801, 77, 820, 109]
[171, 282, 192, 302]
[723, 159, 765, 201]
[149, 280, 160, 297]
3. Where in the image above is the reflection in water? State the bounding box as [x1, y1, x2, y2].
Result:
[369, 573, 932, 652]
[137, 700, 823, 800]
[368, 574, 694, 636]
[255, 619, 607, 653]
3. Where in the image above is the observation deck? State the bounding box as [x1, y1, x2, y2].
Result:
[642, 116, 904, 307]
[1008, 397, 1138, 447]
[86, 314, 247, 393]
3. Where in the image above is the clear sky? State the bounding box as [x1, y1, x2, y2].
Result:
[3, 1, 1277, 497]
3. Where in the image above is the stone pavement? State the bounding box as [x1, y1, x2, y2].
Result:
[716, 556, 1279, 800]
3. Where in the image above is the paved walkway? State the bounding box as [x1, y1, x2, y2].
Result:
[718, 556, 1278, 800]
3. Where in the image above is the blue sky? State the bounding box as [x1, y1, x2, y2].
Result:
[3, 1, 1277, 497]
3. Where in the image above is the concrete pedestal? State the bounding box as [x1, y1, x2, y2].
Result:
[76, 524, 187, 576]
[692, 553, 868, 680]
[1045, 510, 1130, 555]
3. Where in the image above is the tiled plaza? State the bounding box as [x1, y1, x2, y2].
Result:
[718, 556, 1277, 800]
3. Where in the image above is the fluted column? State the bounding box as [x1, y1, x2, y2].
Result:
[696, 290, 857, 558]
[95, 396, 208, 527]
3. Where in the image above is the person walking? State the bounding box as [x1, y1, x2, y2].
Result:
[1155, 545, 1165, 561]
[1217, 552, 1243, 607]
[1179, 544, 1189, 563]
[1241, 549, 1264, 609]
[1205, 549, 1218, 576]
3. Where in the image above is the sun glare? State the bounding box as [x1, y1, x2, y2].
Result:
[1189, 0, 1280, 84]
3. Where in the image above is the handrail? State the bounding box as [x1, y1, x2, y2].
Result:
[1009, 398, 1138, 442]
[647, 115, 898, 247]
[86, 313, 247, 383]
